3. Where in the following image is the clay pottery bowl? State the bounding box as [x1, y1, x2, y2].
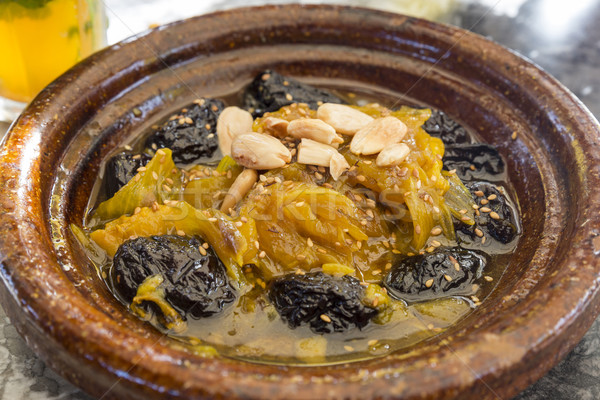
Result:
[0, 4, 599, 400]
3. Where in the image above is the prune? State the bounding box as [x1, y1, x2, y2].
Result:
[268, 272, 377, 334]
[456, 181, 520, 249]
[103, 152, 151, 198]
[244, 70, 345, 117]
[145, 98, 224, 165]
[112, 235, 235, 318]
[383, 248, 486, 302]
[422, 110, 471, 145]
[443, 144, 505, 181]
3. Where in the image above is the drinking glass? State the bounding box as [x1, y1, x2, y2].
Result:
[0, 0, 106, 121]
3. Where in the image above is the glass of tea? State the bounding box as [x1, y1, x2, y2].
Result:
[0, 0, 106, 122]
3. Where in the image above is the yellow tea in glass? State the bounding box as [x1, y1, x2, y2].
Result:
[0, 0, 106, 120]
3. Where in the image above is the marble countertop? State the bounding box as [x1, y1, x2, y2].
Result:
[1, 0, 599, 399]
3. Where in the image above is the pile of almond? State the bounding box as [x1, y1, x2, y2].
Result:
[216, 103, 412, 212]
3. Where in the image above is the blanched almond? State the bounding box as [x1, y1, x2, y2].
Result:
[350, 117, 407, 155]
[376, 143, 411, 167]
[296, 138, 337, 167]
[317, 103, 374, 135]
[287, 118, 343, 145]
[330, 152, 350, 180]
[263, 117, 289, 137]
[231, 132, 291, 169]
[220, 168, 258, 213]
[217, 106, 254, 156]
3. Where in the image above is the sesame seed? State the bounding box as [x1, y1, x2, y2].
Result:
[469, 165, 476, 171]
[134, 207, 141, 215]
[444, 274, 453, 281]
[366, 210, 375, 219]
[433, 206, 440, 213]
[259, 251, 267, 259]
[185, 117, 193, 125]
[254, 240, 260, 249]
[137, 166, 147, 172]
[472, 204, 480, 210]
[241, 216, 248, 223]
[317, 248, 327, 254]
[205, 124, 211, 130]
[207, 133, 215, 139]
[124, 144, 133, 151]
[480, 199, 489, 205]
[471, 295, 480, 302]
[454, 262, 460, 272]
[412, 169, 419, 178]
[474, 190, 485, 197]
[481, 236, 487, 244]
[459, 209, 467, 214]
[357, 242, 363, 250]
[176, 230, 186, 236]
[274, 177, 282, 184]
[511, 131, 518, 140]
[484, 275, 493, 282]
[261, 73, 271, 81]
[202, 242, 209, 249]
[430, 227, 442, 236]
[307, 238, 314, 247]
[295, 201, 305, 207]
[178, 118, 185, 125]
[489, 211, 500, 220]
[152, 171, 159, 180]
[285, 93, 293, 101]
[415, 224, 421, 234]
[344, 345, 354, 352]
[227, 170, 232, 179]
[426, 246, 435, 253]
[296, 254, 306, 261]
[360, 219, 368, 226]
[318, 166, 326, 173]
[356, 175, 366, 182]
[431, 240, 441, 247]
[487, 194, 497, 201]
[162, 184, 172, 192]
[198, 246, 207, 256]
[460, 216, 471, 222]
[335, 241, 341, 247]
[372, 297, 379, 307]
[366, 199, 377, 208]
[320, 314, 332, 323]
[135, 174, 141, 182]
[166, 178, 174, 185]
[208, 217, 218, 222]
[392, 249, 401, 254]
[132, 154, 141, 160]
[475, 228, 484, 237]
[152, 202, 159, 212]
[448, 169, 456, 175]
[368, 339, 378, 346]
[235, 221, 243, 227]
[372, 269, 382, 276]
[425, 279, 434, 288]
[360, 281, 369, 286]
[295, 269, 305, 275]
[315, 172, 324, 180]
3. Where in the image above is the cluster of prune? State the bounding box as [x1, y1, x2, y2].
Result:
[383, 248, 486, 302]
[103, 152, 151, 198]
[112, 235, 235, 319]
[422, 110, 471, 145]
[443, 144, 505, 181]
[244, 69, 345, 117]
[144, 99, 224, 165]
[268, 272, 377, 334]
[455, 181, 520, 248]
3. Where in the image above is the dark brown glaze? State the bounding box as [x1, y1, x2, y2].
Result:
[0, 4, 599, 399]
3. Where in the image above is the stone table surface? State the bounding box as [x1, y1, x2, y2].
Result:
[1, 0, 600, 399]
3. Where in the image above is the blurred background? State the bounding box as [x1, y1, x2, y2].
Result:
[0, 0, 599, 399]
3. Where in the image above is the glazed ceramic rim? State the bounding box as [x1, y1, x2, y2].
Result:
[0, 4, 599, 399]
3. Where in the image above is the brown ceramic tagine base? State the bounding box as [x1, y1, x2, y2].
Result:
[0, 5, 599, 400]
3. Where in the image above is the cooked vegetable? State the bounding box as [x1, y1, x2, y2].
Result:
[443, 144, 505, 181]
[244, 70, 345, 116]
[383, 248, 487, 302]
[268, 272, 377, 334]
[145, 98, 224, 165]
[103, 151, 151, 198]
[93, 148, 181, 223]
[113, 235, 235, 319]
